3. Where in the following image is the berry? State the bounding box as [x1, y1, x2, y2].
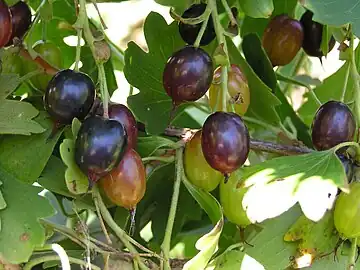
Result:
[26, 41, 62, 91]
[311, 101, 355, 151]
[44, 69, 96, 125]
[1, 50, 22, 74]
[100, 149, 146, 210]
[334, 182, 360, 239]
[163, 46, 213, 105]
[300, 10, 336, 58]
[178, 3, 215, 46]
[184, 130, 223, 191]
[74, 115, 127, 185]
[201, 112, 250, 178]
[96, 103, 138, 150]
[6, 1, 31, 46]
[337, 154, 354, 184]
[220, 172, 251, 228]
[208, 64, 250, 116]
[262, 14, 304, 66]
[0, 0, 12, 48]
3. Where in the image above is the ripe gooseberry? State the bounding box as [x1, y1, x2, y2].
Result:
[100, 149, 146, 210]
[201, 111, 250, 179]
[96, 103, 138, 150]
[74, 115, 127, 187]
[163, 46, 213, 105]
[6, 1, 31, 46]
[25, 41, 62, 91]
[183, 130, 223, 192]
[44, 69, 96, 125]
[334, 182, 360, 239]
[178, 3, 215, 46]
[262, 14, 304, 66]
[208, 64, 250, 116]
[311, 100, 355, 151]
[300, 10, 336, 58]
[0, 0, 12, 48]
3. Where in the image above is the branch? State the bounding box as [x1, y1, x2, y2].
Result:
[19, 48, 59, 75]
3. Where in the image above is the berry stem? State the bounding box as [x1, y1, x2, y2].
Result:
[23, 255, 101, 270]
[142, 156, 175, 163]
[93, 192, 113, 244]
[341, 61, 351, 102]
[221, 66, 229, 112]
[74, 28, 83, 71]
[348, 237, 358, 270]
[193, 4, 212, 48]
[160, 147, 184, 270]
[92, 185, 149, 270]
[349, 30, 360, 127]
[170, 8, 209, 25]
[220, 0, 237, 27]
[98, 63, 110, 118]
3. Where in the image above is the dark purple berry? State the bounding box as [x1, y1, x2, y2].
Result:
[6, 1, 32, 46]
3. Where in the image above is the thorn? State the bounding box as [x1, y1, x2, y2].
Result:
[239, 226, 253, 247]
[128, 207, 137, 237]
[224, 173, 230, 184]
[168, 102, 179, 126]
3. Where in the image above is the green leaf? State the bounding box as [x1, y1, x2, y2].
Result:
[303, 0, 360, 38]
[238, 0, 274, 18]
[124, 12, 206, 135]
[241, 149, 346, 222]
[226, 37, 281, 125]
[0, 112, 63, 184]
[136, 136, 175, 157]
[284, 210, 339, 257]
[59, 138, 89, 195]
[181, 164, 224, 270]
[0, 167, 55, 264]
[244, 205, 301, 269]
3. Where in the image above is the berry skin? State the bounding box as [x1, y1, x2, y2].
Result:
[163, 46, 213, 105]
[201, 112, 250, 177]
[0, 0, 12, 48]
[97, 103, 138, 150]
[311, 100, 355, 151]
[208, 64, 250, 116]
[184, 130, 223, 192]
[262, 14, 304, 66]
[6, 1, 31, 46]
[44, 69, 96, 125]
[74, 115, 128, 185]
[100, 149, 146, 210]
[178, 3, 215, 46]
[300, 10, 335, 58]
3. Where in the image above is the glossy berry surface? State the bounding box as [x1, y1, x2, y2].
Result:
[100, 149, 146, 210]
[44, 69, 96, 125]
[334, 182, 360, 238]
[201, 112, 250, 175]
[311, 101, 355, 151]
[163, 46, 213, 104]
[209, 64, 250, 116]
[27, 41, 62, 91]
[97, 103, 138, 150]
[262, 14, 304, 66]
[6, 1, 31, 46]
[75, 115, 128, 182]
[0, 0, 12, 48]
[178, 3, 215, 46]
[220, 172, 251, 228]
[300, 10, 335, 58]
[184, 130, 223, 192]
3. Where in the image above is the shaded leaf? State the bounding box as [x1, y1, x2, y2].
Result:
[136, 136, 175, 157]
[0, 167, 55, 264]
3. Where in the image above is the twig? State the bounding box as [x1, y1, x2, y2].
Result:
[250, 139, 313, 155]
[93, 192, 113, 244]
[22, 255, 101, 270]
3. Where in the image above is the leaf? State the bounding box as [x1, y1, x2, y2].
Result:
[59, 138, 89, 195]
[226, 37, 281, 125]
[0, 167, 55, 264]
[136, 136, 175, 157]
[241, 149, 346, 222]
[124, 12, 207, 135]
[0, 74, 45, 135]
[284, 211, 339, 258]
[244, 205, 302, 269]
[182, 174, 224, 270]
[238, 0, 274, 18]
[303, 0, 360, 38]
[0, 112, 63, 184]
